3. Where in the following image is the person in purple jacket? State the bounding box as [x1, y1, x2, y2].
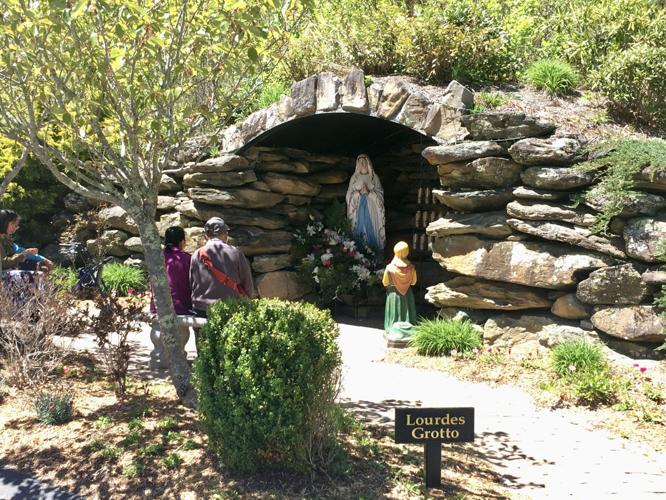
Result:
[150, 226, 192, 315]
[149, 226, 193, 369]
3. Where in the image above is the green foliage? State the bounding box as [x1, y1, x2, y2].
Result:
[409, 319, 482, 357]
[120, 430, 142, 447]
[162, 452, 183, 470]
[101, 263, 147, 296]
[157, 416, 177, 433]
[551, 340, 606, 376]
[593, 44, 666, 130]
[524, 59, 578, 96]
[122, 461, 144, 478]
[193, 298, 342, 472]
[94, 415, 114, 428]
[138, 443, 165, 457]
[99, 445, 121, 461]
[577, 138, 666, 232]
[49, 266, 77, 291]
[33, 390, 73, 425]
[472, 92, 506, 114]
[571, 369, 617, 405]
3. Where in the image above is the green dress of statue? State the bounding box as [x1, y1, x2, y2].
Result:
[382, 241, 417, 345]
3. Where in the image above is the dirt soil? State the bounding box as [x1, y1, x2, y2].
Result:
[0, 352, 519, 499]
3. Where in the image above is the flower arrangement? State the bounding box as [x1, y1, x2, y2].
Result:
[293, 219, 384, 306]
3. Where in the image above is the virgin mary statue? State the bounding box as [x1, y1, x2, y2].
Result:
[346, 154, 385, 251]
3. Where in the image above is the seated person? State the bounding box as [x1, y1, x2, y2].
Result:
[0, 209, 53, 272]
[190, 217, 255, 317]
[150, 226, 192, 315]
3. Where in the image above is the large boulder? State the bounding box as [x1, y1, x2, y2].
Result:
[341, 67, 369, 112]
[520, 167, 594, 190]
[484, 314, 597, 355]
[183, 170, 257, 188]
[426, 212, 512, 239]
[623, 217, 666, 262]
[551, 293, 590, 320]
[255, 160, 312, 174]
[88, 230, 131, 257]
[251, 254, 292, 273]
[291, 76, 317, 117]
[506, 200, 597, 227]
[159, 174, 180, 193]
[229, 227, 292, 256]
[507, 219, 626, 258]
[437, 157, 523, 189]
[307, 170, 350, 184]
[591, 306, 665, 343]
[256, 271, 312, 300]
[422, 141, 505, 165]
[157, 196, 178, 212]
[123, 237, 144, 253]
[426, 276, 552, 310]
[157, 212, 191, 236]
[175, 199, 287, 230]
[461, 112, 555, 140]
[442, 80, 474, 109]
[508, 137, 585, 165]
[576, 264, 650, 305]
[316, 72, 341, 112]
[97, 206, 139, 235]
[431, 235, 614, 289]
[188, 155, 251, 173]
[433, 189, 513, 212]
[187, 187, 284, 208]
[261, 172, 321, 196]
[634, 166, 666, 193]
[377, 78, 410, 119]
[397, 91, 432, 129]
[183, 227, 206, 253]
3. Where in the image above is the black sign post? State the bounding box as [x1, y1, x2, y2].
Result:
[395, 407, 475, 488]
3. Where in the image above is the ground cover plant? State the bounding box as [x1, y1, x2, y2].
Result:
[524, 59, 578, 96]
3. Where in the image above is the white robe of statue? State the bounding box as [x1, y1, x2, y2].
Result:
[345, 154, 385, 250]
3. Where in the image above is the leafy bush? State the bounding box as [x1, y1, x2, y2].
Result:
[49, 265, 77, 292]
[34, 389, 73, 425]
[101, 263, 147, 296]
[551, 340, 606, 377]
[409, 319, 482, 357]
[592, 44, 666, 130]
[194, 298, 342, 472]
[577, 138, 666, 232]
[524, 59, 578, 95]
[571, 369, 617, 405]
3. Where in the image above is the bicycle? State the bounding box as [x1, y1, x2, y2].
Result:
[59, 241, 113, 298]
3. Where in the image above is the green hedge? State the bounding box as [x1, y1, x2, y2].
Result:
[193, 298, 342, 472]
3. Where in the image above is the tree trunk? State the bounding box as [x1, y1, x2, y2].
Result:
[136, 215, 194, 402]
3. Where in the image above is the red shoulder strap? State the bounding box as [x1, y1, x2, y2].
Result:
[199, 248, 247, 297]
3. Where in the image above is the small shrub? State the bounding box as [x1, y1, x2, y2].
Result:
[120, 430, 142, 447]
[572, 369, 617, 405]
[122, 461, 143, 478]
[101, 263, 147, 296]
[157, 416, 177, 433]
[643, 382, 665, 404]
[524, 59, 578, 96]
[162, 452, 183, 470]
[128, 417, 144, 432]
[194, 298, 342, 472]
[138, 443, 165, 456]
[409, 319, 482, 357]
[34, 389, 73, 425]
[164, 431, 182, 443]
[100, 445, 121, 461]
[95, 415, 113, 428]
[182, 439, 199, 450]
[49, 266, 77, 292]
[551, 340, 606, 376]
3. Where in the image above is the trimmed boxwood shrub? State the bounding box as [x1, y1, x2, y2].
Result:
[193, 298, 342, 472]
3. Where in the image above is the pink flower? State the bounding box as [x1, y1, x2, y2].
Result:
[472, 348, 479, 355]
[633, 363, 640, 368]
[63, 367, 69, 374]
[487, 347, 492, 353]
[127, 288, 135, 295]
[639, 367, 647, 373]
[48, 402, 55, 409]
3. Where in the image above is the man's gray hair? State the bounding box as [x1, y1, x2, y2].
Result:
[204, 217, 230, 237]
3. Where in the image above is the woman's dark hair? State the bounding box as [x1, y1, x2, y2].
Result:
[164, 226, 186, 252]
[0, 209, 19, 234]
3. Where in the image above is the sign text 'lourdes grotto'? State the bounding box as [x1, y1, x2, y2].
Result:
[395, 407, 475, 488]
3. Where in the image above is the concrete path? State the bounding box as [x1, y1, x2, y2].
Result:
[338, 323, 666, 499]
[64, 321, 665, 499]
[0, 468, 81, 500]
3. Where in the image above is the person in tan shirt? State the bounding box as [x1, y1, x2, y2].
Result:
[189, 217, 255, 317]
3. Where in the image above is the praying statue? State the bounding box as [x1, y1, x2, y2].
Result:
[346, 154, 385, 251]
[382, 241, 417, 345]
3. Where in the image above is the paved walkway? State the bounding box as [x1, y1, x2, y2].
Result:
[62, 321, 665, 499]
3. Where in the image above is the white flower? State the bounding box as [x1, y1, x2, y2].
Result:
[450, 349, 458, 357]
[321, 252, 334, 264]
[375, 268, 385, 276]
[306, 224, 317, 236]
[312, 266, 320, 283]
[352, 265, 371, 281]
[305, 254, 315, 263]
[568, 364, 576, 372]
[343, 240, 356, 252]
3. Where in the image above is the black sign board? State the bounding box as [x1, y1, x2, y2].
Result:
[395, 408, 475, 488]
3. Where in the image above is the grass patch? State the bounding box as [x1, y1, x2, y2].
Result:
[101, 263, 147, 296]
[551, 340, 606, 377]
[524, 59, 578, 96]
[409, 319, 482, 357]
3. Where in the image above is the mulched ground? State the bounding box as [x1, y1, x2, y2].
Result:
[0, 351, 518, 499]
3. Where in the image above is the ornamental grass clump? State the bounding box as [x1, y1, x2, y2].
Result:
[524, 59, 578, 96]
[193, 298, 342, 473]
[101, 263, 147, 296]
[410, 319, 482, 357]
[551, 340, 606, 377]
[34, 389, 73, 425]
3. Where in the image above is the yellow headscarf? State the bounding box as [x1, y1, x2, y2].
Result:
[382, 241, 417, 295]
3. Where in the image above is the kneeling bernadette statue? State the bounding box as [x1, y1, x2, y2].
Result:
[382, 241, 417, 345]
